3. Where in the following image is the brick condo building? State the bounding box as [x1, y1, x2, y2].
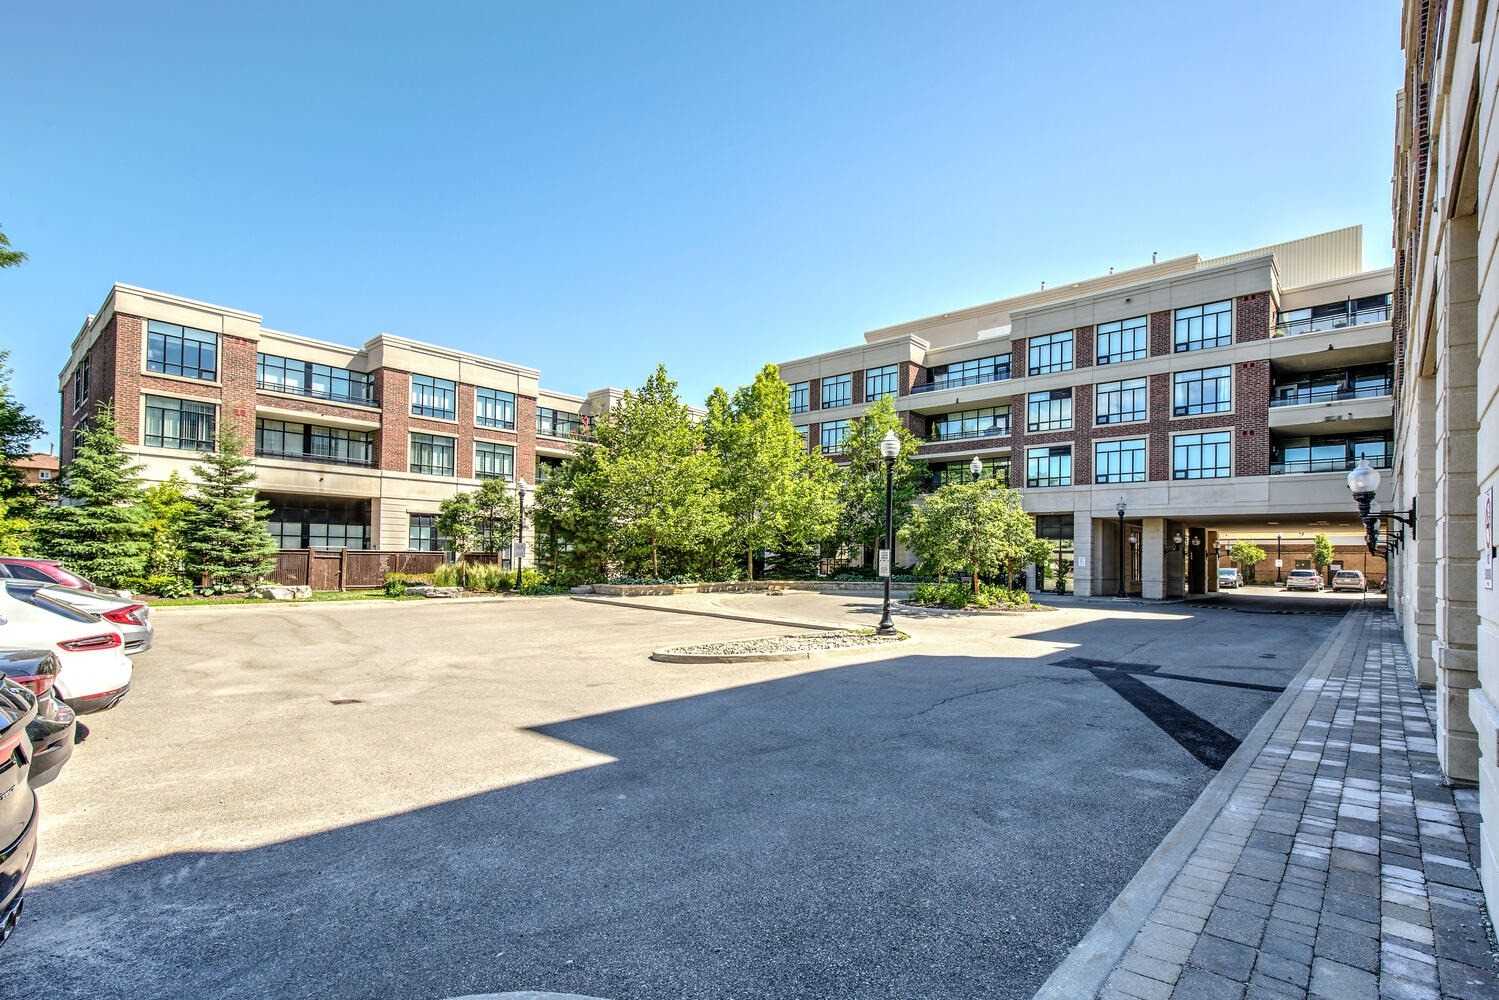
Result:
[778, 225, 1397, 598]
[57, 284, 620, 557]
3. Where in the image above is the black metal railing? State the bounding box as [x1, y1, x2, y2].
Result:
[910, 367, 1011, 394]
[1270, 456, 1392, 475]
[1270, 379, 1393, 407]
[1273, 305, 1390, 337]
[255, 379, 378, 407]
[927, 424, 1011, 443]
[256, 448, 375, 468]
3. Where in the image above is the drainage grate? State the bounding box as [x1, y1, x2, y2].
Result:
[328, 698, 363, 706]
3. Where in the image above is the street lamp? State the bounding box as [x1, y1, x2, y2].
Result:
[1346, 459, 1416, 555]
[876, 430, 900, 635]
[515, 478, 530, 590]
[1115, 498, 1127, 597]
[970, 455, 983, 482]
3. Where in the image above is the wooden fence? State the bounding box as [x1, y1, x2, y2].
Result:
[269, 549, 448, 591]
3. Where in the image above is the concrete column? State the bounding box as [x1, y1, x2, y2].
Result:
[1435, 213, 1482, 782]
[1206, 530, 1220, 593]
[1408, 373, 1440, 686]
[1141, 518, 1167, 599]
[1072, 511, 1096, 597]
[1165, 521, 1187, 598]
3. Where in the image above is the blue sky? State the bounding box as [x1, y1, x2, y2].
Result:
[1, 1, 1401, 450]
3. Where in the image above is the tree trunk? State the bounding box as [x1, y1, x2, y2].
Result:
[747, 548, 754, 580]
[652, 539, 659, 578]
[971, 562, 980, 595]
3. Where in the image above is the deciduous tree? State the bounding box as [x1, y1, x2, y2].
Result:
[901, 479, 1045, 593]
[834, 396, 922, 557]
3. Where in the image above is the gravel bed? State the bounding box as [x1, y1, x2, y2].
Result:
[661, 630, 905, 657]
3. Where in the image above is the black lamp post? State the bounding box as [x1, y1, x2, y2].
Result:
[515, 479, 529, 590]
[876, 430, 899, 635]
[1116, 498, 1127, 597]
[1346, 459, 1416, 556]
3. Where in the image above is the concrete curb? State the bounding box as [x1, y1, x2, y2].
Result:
[649, 632, 912, 663]
[1031, 606, 1359, 1000]
[147, 593, 526, 615]
[570, 595, 848, 632]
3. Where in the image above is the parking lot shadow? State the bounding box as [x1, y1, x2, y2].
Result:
[8, 607, 1335, 1000]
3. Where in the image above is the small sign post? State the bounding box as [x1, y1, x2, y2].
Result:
[1483, 486, 1494, 592]
[878, 549, 892, 578]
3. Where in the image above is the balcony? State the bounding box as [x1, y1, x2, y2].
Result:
[1270, 456, 1391, 476]
[256, 447, 375, 469]
[1269, 378, 1392, 407]
[911, 367, 1011, 394]
[926, 425, 1011, 444]
[1273, 304, 1389, 338]
[256, 379, 378, 408]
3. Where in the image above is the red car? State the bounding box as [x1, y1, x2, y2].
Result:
[0, 558, 98, 593]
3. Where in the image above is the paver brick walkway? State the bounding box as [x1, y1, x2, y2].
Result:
[1096, 608, 1499, 1000]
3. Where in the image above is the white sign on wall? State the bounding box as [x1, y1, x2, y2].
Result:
[878, 549, 892, 578]
[1483, 485, 1494, 592]
[1274, 559, 1283, 568]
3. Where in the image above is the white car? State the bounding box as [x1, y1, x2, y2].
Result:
[0, 583, 132, 714]
[1285, 569, 1322, 592]
[1217, 567, 1243, 589]
[6, 581, 152, 654]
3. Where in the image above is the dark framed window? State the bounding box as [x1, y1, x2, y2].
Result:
[1172, 431, 1233, 479]
[410, 374, 457, 420]
[1095, 377, 1148, 424]
[1026, 445, 1072, 487]
[143, 395, 216, 451]
[819, 419, 849, 453]
[796, 425, 810, 448]
[475, 440, 515, 480]
[409, 514, 440, 551]
[536, 455, 565, 483]
[1028, 330, 1074, 375]
[930, 406, 1010, 441]
[922, 354, 1010, 391]
[1026, 388, 1072, 432]
[821, 374, 851, 409]
[266, 500, 371, 551]
[256, 419, 373, 466]
[789, 381, 810, 414]
[536, 407, 583, 438]
[1271, 434, 1393, 475]
[146, 321, 218, 381]
[864, 365, 899, 402]
[409, 432, 456, 476]
[1173, 301, 1233, 352]
[1096, 316, 1148, 364]
[475, 387, 516, 429]
[931, 459, 1008, 488]
[1172, 366, 1233, 416]
[256, 353, 374, 405]
[72, 350, 91, 410]
[1094, 438, 1146, 484]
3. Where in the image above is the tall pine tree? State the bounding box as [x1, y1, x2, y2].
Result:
[183, 426, 277, 591]
[36, 405, 148, 586]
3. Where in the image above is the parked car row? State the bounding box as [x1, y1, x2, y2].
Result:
[0, 557, 155, 948]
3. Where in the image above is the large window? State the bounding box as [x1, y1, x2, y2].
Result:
[536, 407, 583, 438]
[865, 364, 899, 402]
[1096, 316, 1148, 365]
[267, 501, 370, 550]
[1026, 446, 1072, 487]
[1095, 377, 1148, 424]
[144, 395, 216, 451]
[1026, 389, 1072, 432]
[1028, 331, 1074, 375]
[819, 419, 850, 453]
[1172, 431, 1233, 480]
[1172, 366, 1233, 416]
[931, 459, 1008, 488]
[409, 514, 440, 551]
[789, 381, 810, 414]
[409, 432, 456, 476]
[920, 354, 1010, 392]
[1271, 434, 1393, 475]
[1275, 294, 1391, 337]
[255, 418, 374, 466]
[1094, 438, 1146, 484]
[72, 350, 91, 410]
[1173, 301, 1233, 352]
[256, 353, 374, 405]
[796, 425, 810, 449]
[821, 374, 852, 409]
[475, 440, 515, 480]
[146, 320, 218, 381]
[1271, 364, 1393, 407]
[930, 406, 1010, 441]
[410, 374, 457, 420]
[475, 387, 516, 429]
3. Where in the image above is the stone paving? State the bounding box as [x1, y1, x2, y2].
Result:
[1097, 608, 1499, 1000]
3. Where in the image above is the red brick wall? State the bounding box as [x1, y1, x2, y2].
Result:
[1010, 338, 1026, 378]
[850, 369, 864, 407]
[377, 369, 410, 471]
[900, 361, 925, 394]
[1149, 311, 1172, 356]
[805, 420, 819, 452]
[807, 378, 821, 411]
[1074, 325, 1095, 369]
[1145, 362, 1270, 480]
[219, 335, 257, 453]
[515, 394, 538, 480]
[1235, 292, 1271, 343]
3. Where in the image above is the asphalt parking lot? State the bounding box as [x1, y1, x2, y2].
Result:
[8, 590, 1360, 1000]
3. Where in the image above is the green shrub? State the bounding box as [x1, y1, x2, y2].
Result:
[383, 572, 409, 597]
[123, 574, 191, 599]
[910, 582, 970, 609]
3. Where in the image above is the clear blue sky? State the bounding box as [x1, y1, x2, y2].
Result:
[1, 1, 1401, 451]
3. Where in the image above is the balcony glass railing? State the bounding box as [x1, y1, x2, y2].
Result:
[1269, 379, 1393, 407]
[256, 447, 375, 468]
[911, 367, 1011, 394]
[1269, 456, 1392, 475]
[1273, 305, 1390, 338]
[927, 424, 1011, 443]
[256, 378, 377, 407]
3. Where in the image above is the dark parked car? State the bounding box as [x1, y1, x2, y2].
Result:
[0, 650, 75, 788]
[0, 677, 40, 947]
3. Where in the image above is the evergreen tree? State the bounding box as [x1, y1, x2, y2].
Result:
[704, 365, 840, 579]
[0, 350, 45, 506]
[834, 396, 923, 555]
[36, 405, 148, 586]
[183, 427, 277, 591]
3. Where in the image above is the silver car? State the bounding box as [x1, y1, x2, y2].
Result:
[5, 582, 153, 654]
[1285, 569, 1322, 592]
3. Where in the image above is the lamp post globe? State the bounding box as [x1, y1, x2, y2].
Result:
[1346, 458, 1380, 508]
[879, 429, 900, 460]
[1115, 497, 1127, 598]
[970, 455, 983, 482]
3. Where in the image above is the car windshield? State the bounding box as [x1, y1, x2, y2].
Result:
[1336, 572, 1360, 579]
[1289, 570, 1316, 577]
